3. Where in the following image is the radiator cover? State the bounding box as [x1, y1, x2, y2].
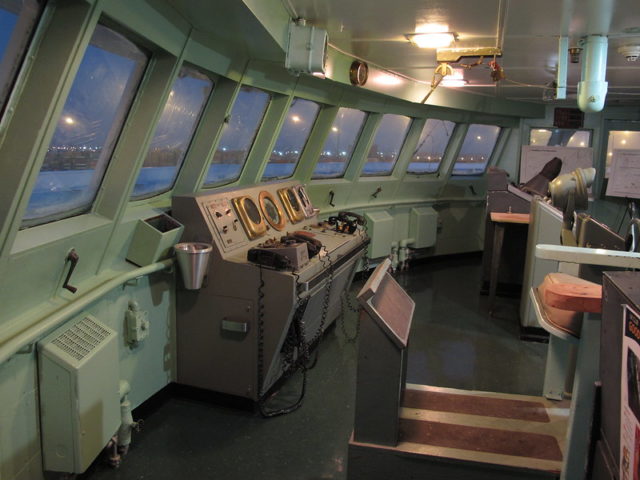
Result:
[38, 315, 120, 473]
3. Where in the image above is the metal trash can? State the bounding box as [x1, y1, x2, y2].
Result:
[174, 243, 212, 290]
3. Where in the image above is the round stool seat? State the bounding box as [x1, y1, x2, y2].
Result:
[536, 273, 602, 339]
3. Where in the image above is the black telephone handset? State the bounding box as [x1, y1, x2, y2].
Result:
[328, 211, 365, 234]
[339, 211, 365, 226]
[247, 248, 292, 270]
[288, 231, 322, 258]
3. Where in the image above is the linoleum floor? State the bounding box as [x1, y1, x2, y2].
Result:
[76, 253, 547, 480]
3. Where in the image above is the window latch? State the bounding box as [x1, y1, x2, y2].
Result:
[62, 249, 79, 294]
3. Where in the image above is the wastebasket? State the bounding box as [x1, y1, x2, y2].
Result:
[174, 243, 212, 290]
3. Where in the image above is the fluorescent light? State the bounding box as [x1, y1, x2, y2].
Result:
[407, 24, 456, 48]
[439, 68, 467, 87]
[408, 32, 456, 48]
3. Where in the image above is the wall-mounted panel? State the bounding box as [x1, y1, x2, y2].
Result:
[365, 210, 394, 258]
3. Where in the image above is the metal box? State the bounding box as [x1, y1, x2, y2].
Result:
[365, 210, 394, 259]
[38, 315, 120, 473]
[409, 207, 437, 248]
[126, 213, 184, 266]
[285, 22, 328, 74]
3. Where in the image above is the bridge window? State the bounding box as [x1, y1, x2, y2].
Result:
[451, 124, 501, 176]
[204, 85, 270, 187]
[312, 108, 366, 179]
[408, 119, 455, 174]
[262, 97, 320, 181]
[529, 128, 591, 147]
[361, 114, 411, 176]
[0, 0, 42, 116]
[131, 66, 214, 199]
[605, 130, 640, 177]
[22, 24, 147, 226]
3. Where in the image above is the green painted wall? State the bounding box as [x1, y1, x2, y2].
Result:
[0, 1, 635, 478]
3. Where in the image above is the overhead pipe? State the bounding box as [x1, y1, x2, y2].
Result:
[575, 0, 613, 113]
[556, 37, 569, 100]
[577, 35, 608, 113]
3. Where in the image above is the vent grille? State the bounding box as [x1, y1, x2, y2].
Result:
[52, 317, 112, 361]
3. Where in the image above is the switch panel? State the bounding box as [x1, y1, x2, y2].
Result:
[204, 198, 248, 251]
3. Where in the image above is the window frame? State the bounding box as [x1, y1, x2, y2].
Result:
[406, 118, 456, 176]
[21, 21, 150, 228]
[130, 63, 215, 200]
[360, 113, 413, 178]
[311, 107, 368, 180]
[0, 0, 43, 119]
[261, 96, 322, 182]
[450, 123, 503, 177]
[203, 84, 272, 189]
[528, 127, 593, 148]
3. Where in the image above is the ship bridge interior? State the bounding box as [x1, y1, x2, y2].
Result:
[1, 0, 640, 479]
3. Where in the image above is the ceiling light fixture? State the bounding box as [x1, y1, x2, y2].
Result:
[407, 23, 457, 49]
[440, 69, 467, 87]
[407, 31, 457, 49]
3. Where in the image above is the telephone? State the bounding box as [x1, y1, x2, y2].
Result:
[286, 231, 323, 258]
[327, 211, 366, 234]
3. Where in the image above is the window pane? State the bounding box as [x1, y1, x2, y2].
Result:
[312, 108, 366, 179]
[362, 114, 411, 176]
[262, 98, 320, 180]
[0, 0, 42, 114]
[23, 24, 147, 225]
[452, 124, 501, 175]
[204, 85, 270, 187]
[529, 128, 591, 147]
[132, 66, 213, 199]
[408, 119, 455, 174]
[605, 130, 640, 177]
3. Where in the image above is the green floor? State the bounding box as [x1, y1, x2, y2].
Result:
[77, 253, 548, 480]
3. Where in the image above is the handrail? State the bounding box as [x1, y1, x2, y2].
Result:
[0, 259, 174, 364]
[535, 244, 640, 269]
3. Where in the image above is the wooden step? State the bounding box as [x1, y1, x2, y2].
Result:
[349, 384, 570, 480]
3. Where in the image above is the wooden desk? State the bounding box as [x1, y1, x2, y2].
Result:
[488, 212, 531, 313]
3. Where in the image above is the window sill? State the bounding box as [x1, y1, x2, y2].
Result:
[11, 213, 112, 255]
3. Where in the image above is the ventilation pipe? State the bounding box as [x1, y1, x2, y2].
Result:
[577, 35, 608, 112]
[556, 37, 569, 100]
[390, 241, 399, 272]
[117, 380, 136, 455]
[398, 238, 415, 271]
